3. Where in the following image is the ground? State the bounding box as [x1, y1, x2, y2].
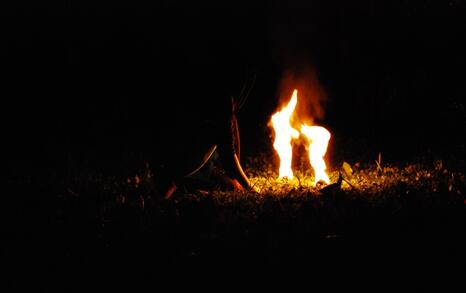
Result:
[5, 149, 465, 290]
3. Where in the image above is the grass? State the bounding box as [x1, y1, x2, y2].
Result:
[5, 151, 466, 290]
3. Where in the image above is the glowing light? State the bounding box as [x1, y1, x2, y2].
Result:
[301, 124, 331, 185]
[270, 90, 300, 179]
[270, 89, 331, 185]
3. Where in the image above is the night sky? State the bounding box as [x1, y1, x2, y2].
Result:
[4, 0, 465, 175]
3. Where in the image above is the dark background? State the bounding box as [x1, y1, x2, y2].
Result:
[3, 0, 465, 176]
[2, 1, 465, 288]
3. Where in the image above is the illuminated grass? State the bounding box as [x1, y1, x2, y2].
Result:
[58, 154, 465, 215]
[205, 156, 465, 208]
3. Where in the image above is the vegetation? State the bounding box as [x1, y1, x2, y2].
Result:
[6, 151, 465, 290]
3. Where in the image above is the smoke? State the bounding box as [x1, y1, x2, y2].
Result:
[267, 0, 330, 125]
[277, 66, 327, 126]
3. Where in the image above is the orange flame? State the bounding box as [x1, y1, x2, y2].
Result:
[270, 89, 331, 185]
[301, 124, 331, 185]
[270, 89, 300, 179]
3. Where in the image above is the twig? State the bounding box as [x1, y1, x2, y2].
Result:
[375, 152, 383, 173]
[342, 177, 355, 189]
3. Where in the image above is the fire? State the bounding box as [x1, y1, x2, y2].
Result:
[270, 90, 300, 179]
[270, 89, 331, 186]
[300, 125, 331, 185]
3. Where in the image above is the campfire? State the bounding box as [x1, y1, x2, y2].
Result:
[269, 89, 331, 187]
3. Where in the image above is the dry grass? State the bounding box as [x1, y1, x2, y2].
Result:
[199, 155, 465, 208]
[7, 152, 465, 287]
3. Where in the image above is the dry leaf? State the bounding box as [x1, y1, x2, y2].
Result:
[342, 161, 353, 178]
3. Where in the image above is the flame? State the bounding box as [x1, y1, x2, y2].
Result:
[270, 89, 300, 179]
[300, 124, 331, 185]
[270, 89, 331, 185]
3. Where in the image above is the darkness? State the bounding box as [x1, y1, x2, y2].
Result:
[3, 1, 465, 288]
[3, 0, 465, 175]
